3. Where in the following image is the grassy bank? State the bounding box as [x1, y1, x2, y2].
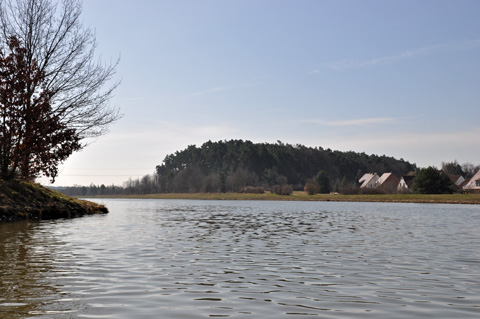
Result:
[91, 191, 480, 205]
[0, 180, 108, 223]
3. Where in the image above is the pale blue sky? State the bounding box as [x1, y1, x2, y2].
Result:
[41, 0, 480, 186]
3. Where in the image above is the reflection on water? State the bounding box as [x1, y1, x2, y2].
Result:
[1, 200, 480, 318]
[0, 221, 68, 318]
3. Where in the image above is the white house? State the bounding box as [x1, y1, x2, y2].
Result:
[398, 175, 415, 192]
[463, 170, 480, 194]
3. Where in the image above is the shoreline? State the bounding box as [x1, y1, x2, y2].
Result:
[0, 180, 108, 223]
[85, 192, 480, 205]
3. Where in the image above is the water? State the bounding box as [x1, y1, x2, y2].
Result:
[1, 199, 480, 318]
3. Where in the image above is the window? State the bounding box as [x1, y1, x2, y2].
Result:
[476, 180, 480, 187]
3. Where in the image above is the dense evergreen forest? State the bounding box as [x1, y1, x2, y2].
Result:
[155, 140, 416, 192]
[57, 140, 417, 196]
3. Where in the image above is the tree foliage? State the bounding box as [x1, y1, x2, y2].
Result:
[440, 160, 480, 179]
[0, 37, 81, 181]
[154, 140, 416, 193]
[0, 0, 120, 182]
[57, 140, 422, 196]
[0, 0, 121, 140]
[441, 160, 464, 176]
[461, 162, 480, 179]
[304, 179, 319, 195]
[412, 166, 453, 194]
[315, 170, 331, 194]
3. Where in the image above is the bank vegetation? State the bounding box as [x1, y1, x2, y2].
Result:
[0, 180, 108, 223]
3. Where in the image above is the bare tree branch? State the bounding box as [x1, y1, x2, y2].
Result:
[0, 0, 121, 140]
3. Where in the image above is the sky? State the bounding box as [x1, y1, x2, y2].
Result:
[38, 0, 480, 186]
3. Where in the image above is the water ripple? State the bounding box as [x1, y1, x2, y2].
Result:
[1, 200, 480, 318]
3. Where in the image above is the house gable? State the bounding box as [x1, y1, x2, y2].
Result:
[449, 175, 465, 187]
[376, 173, 400, 192]
[398, 175, 415, 191]
[359, 173, 379, 188]
[463, 170, 480, 193]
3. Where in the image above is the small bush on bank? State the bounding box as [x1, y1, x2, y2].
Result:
[339, 185, 388, 195]
[339, 185, 360, 195]
[397, 187, 412, 194]
[304, 179, 319, 195]
[241, 186, 265, 194]
[272, 184, 293, 195]
[359, 188, 387, 195]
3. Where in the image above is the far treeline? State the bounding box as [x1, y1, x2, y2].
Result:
[58, 140, 421, 196]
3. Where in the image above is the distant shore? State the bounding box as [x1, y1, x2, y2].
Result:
[87, 191, 480, 205]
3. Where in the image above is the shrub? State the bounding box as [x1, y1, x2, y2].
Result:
[338, 185, 360, 195]
[359, 187, 386, 195]
[304, 179, 319, 195]
[272, 184, 293, 195]
[241, 186, 265, 194]
[397, 187, 412, 194]
[339, 185, 387, 195]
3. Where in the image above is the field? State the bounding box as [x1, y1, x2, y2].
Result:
[92, 191, 480, 205]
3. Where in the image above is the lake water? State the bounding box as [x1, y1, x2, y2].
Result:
[1, 199, 480, 318]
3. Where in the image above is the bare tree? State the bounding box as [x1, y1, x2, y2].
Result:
[0, 0, 121, 140]
[462, 162, 480, 178]
[0, 36, 82, 181]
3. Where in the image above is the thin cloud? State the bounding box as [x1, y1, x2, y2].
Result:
[296, 127, 480, 168]
[306, 117, 395, 126]
[189, 86, 231, 96]
[322, 127, 480, 167]
[329, 117, 395, 126]
[122, 97, 150, 101]
[324, 39, 480, 70]
[251, 74, 273, 81]
[188, 81, 263, 97]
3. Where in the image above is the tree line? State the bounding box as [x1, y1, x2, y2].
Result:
[154, 140, 416, 193]
[440, 160, 479, 179]
[58, 156, 479, 196]
[57, 140, 420, 196]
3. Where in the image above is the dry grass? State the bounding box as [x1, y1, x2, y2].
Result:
[91, 191, 480, 205]
[1, 179, 108, 223]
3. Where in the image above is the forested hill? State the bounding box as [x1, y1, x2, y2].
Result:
[155, 140, 416, 192]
